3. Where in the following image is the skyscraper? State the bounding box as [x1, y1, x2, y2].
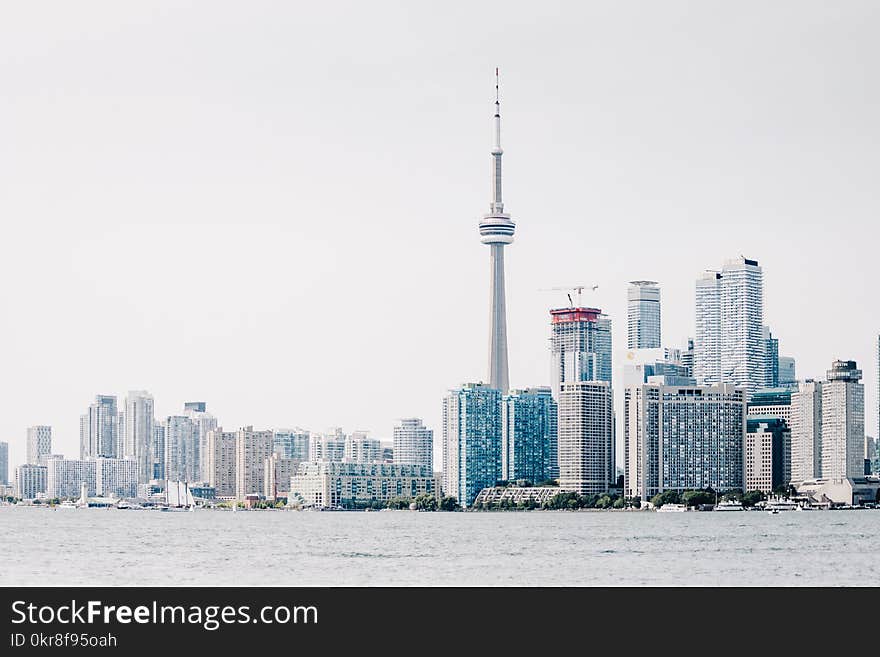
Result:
[778, 356, 797, 389]
[821, 360, 865, 480]
[26, 426, 52, 466]
[627, 281, 661, 349]
[558, 381, 614, 495]
[549, 307, 612, 399]
[183, 402, 217, 483]
[762, 326, 779, 388]
[344, 432, 382, 463]
[502, 387, 558, 483]
[272, 429, 311, 463]
[694, 257, 765, 398]
[624, 383, 745, 500]
[745, 418, 790, 493]
[152, 422, 166, 480]
[235, 426, 273, 500]
[442, 383, 502, 507]
[479, 69, 515, 393]
[206, 428, 237, 498]
[0, 442, 8, 486]
[80, 395, 119, 459]
[124, 391, 154, 484]
[164, 415, 197, 482]
[392, 418, 433, 470]
[790, 380, 823, 482]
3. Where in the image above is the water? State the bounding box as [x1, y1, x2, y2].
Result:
[3, 507, 879, 586]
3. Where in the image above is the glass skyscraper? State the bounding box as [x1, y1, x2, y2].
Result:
[627, 281, 661, 349]
[502, 387, 558, 483]
[442, 383, 502, 507]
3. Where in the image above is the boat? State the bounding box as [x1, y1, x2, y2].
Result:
[656, 503, 688, 513]
[768, 509, 779, 515]
[714, 500, 744, 512]
[765, 498, 799, 512]
[164, 480, 197, 512]
[57, 500, 77, 510]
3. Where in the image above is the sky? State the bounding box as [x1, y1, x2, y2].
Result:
[1, 1, 879, 474]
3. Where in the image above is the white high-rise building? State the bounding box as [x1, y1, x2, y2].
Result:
[557, 381, 614, 495]
[26, 426, 52, 466]
[80, 395, 119, 459]
[344, 432, 382, 463]
[124, 391, 154, 484]
[272, 429, 311, 462]
[206, 428, 237, 498]
[46, 456, 97, 499]
[96, 457, 138, 498]
[15, 464, 47, 499]
[152, 422, 166, 480]
[821, 360, 865, 481]
[0, 442, 8, 486]
[627, 281, 661, 349]
[392, 418, 433, 470]
[790, 380, 823, 482]
[309, 431, 346, 462]
[479, 69, 515, 393]
[694, 258, 766, 399]
[624, 383, 745, 500]
[235, 426, 273, 500]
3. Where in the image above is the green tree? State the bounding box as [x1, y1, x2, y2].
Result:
[439, 496, 459, 511]
[741, 490, 766, 508]
[682, 490, 714, 507]
[612, 496, 625, 509]
[650, 490, 681, 508]
[413, 494, 438, 511]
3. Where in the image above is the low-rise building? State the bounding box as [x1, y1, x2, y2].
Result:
[289, 462, 440, 508]
[472, 486, 561, 506]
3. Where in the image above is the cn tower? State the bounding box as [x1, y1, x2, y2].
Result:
[479, 68, 515, 392]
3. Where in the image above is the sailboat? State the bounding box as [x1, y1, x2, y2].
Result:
[162, 480, 196, 512]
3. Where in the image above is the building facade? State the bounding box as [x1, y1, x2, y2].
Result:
[392, 418, 433, 470]
[235, 426, 273, 500]
[501, 387, 557, 483]
[123, 391, 154, 485]
[820, 360, 865, 481]
[96, 457, 138, 498]
[164, 415, 197, 482]
[627, 281, 661, 349]
[289, 462, 439, 508]
[747, 388, 793, 427]
[26, 426, 52, 466]
[558, 381, 614, 495]
[272, 429, 311, 462]
[46, 457, 97, 499]
[344, 432, 382, 463]
[790, 380, 823, 482]
[694, 258, 765, 398]
[183, 402, 217, 483]
[15, 464, 47, 499]
[206, 429, 237, 498]
[745, 418, 790, 493]
[0, 442, 7, 486]
[624, 383, 745, 500]
[442, 383, 502, 507]
[80, 395, 119, 459]
[264, 453, 297, 500]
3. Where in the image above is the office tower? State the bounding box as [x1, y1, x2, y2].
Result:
[680, 338, 695, 378]
[763, 327, 779, 388]
[206, 428, 237, 498]
[627, 281, 661, 349]
[123, 391, 154, 484]
[442, 383, 502, 507]
[549, 307, 612, 399]
[95, 457, 137, 498]
[235, 426, 273, 500]
[790, 380, 823, 481]
[80, 395, 119, 458]
[152, 422, 166, 480]
[272, 429, 311, 462]
[46, 457, 97, 499]
[623, 349, 695, 388]
[0, 442, 7, 486]
[694, 258, 765, 398]
[479, 70, 515, 392]
[392, 418, 433, 470]
[748, 388, 793, 426]
[624, 383, 745, 500]
[778, 356, 797, 388]
[290, 462, 440, 508]
[821, 360, 865, 480]
[558, 381, 614, 495]
[745, 418, 790, 493]
[26, 426, 52, 466]
[164, 415, 197, 482]
[183, 402, 217, 483]
[15, 464, 47, 499]
[502, 387, 558, 483]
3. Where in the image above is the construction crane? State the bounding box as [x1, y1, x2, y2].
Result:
[538, 284, 599, 308]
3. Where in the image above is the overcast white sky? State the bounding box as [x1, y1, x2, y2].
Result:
[2, 1, 879, 473]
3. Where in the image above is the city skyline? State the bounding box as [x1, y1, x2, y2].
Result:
[2, 2, 880, 473]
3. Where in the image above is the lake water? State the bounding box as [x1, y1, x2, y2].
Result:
[3, 507, 878, 586]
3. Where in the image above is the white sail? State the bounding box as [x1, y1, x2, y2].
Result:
[166, 480, 179, 507]
[185, 485, 195, 508]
